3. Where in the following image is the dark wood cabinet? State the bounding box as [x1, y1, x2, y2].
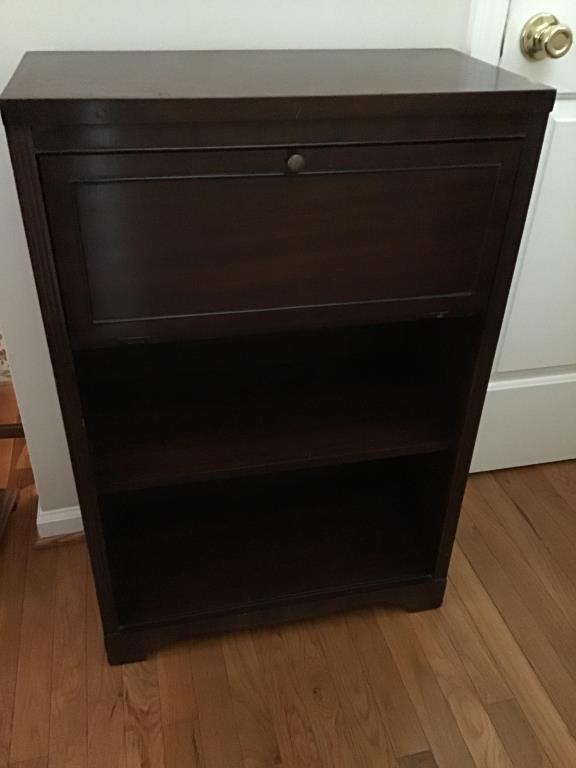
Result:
[1, 49, 554, 664]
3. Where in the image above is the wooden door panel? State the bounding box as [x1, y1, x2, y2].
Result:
[497, 103, 576, 371]
[40, 140, 520, 346]
[473, 0, 576, 469]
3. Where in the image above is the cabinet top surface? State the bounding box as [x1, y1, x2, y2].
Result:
[1, 49, 552, 104]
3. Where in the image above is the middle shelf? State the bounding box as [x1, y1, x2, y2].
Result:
[77, 317, 478, 494]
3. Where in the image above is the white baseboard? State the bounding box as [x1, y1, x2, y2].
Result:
[472, 370, 576, 472]
[36, 503, 84, 538]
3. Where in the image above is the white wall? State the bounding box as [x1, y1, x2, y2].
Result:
[0, 0, 471, 520]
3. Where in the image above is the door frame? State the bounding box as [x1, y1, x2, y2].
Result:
[468, 0, 576, 471]
[467, 0, 511, 64]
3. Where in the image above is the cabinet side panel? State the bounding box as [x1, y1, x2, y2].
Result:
[3, 123, 118, 631]
[435, 112, 552, 576]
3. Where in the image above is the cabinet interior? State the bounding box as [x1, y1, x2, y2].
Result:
[73, 316, 479, 631]
[76, 317, 479, 493]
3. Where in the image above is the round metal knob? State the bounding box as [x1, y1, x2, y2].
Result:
[286, 153, 306, 173]
[521, 13, 573, 60]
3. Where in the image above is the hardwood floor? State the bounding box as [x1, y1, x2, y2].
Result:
[0, 381, 24, 440]
[2, 439, 576, 767]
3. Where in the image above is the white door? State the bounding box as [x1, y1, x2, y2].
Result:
[472, 0, 576, 470]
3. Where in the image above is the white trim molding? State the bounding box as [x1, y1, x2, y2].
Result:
[37, 503, 83, 538]
[467, 0, 511, 64]
[472, 370, 576, 472]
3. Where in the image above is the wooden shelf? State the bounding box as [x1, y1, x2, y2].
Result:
[102, 456, 445, 629]
[0, 381, 23, 440]
[81, 321, 474, 494]
[88, 372, 454, 494]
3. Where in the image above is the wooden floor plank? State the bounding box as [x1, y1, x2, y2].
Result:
[253, 627, 324, 768]
[122, 660, 165, 768]
[0, 432, 11, 476]
[458, 497, 576, 734]
[518, 466, 576, 541]
[87, 699, 125, 768]
[494, 468, 576, 588]
[7, 441, 32, 492]
[9, 528, 58, 764]
[221, 631, 282, 768]
[0, 439, 15, 488]
[278, 621, 366, 768]
[187, 637, 243, 768]
[345, 610, 429, 761]
[437, 574, 511, 706]
[313, 614, 397, 766]
[488, 698, 552, 768]
[157, 643, 202, 768]
[0, 440, 12, 488]
[12, 441, 30, 474]
[450, 545, 576, 767]
[86, 575, 125, 768]
[0, 486, 33, 768]
[161, 723, 202, 768]
[464, 482, 576, 684]
[375, 608, 475, 768]
[543, 460, 576, 511]
[0, 381, 23, 439]
[48, 543, 88, 768]
[471, 472, 576, 630]
[411, 609, 513, 768]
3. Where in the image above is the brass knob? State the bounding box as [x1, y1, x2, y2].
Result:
[521, 13, 573, 60]
[287, 153, 306, 173]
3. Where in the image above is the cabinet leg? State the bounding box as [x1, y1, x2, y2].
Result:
[105, 633, 149, 666]
[403, 577, 447, 613]
[101, 579, 447, 664]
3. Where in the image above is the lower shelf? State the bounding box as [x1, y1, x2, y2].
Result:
[101, 455, 447, 630]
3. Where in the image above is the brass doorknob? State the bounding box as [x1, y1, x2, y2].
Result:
[521, 13, 573, 60]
